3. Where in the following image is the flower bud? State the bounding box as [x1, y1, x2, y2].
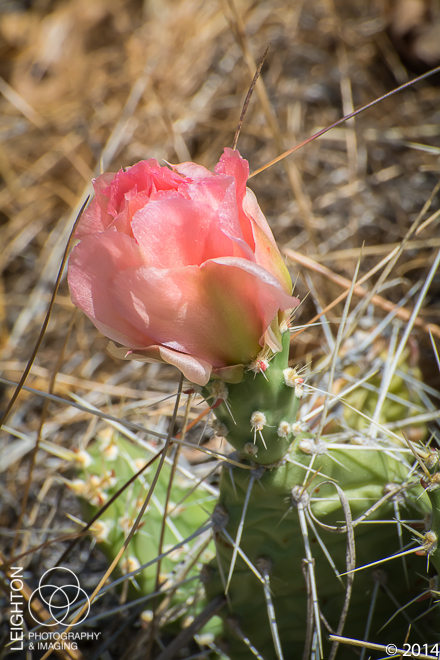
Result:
[68, 149, 298, 385]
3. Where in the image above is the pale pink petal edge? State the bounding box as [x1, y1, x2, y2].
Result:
[243, 187, 276, 242]
[107, 342, 212, 386]
[170, 161, 214, 180]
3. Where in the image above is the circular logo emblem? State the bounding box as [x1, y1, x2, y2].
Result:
[28, 567, 90, 626]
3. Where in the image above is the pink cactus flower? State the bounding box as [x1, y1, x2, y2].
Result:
[68, 148, 298, 385]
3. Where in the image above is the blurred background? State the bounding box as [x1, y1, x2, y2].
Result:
[1, 0, 440, 655]
[1, 0, 440, 369]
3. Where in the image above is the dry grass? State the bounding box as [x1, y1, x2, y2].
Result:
[1, 0, 440, 657]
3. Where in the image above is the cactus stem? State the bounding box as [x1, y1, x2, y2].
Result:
[227, 617, 265, 660]
[340, 544, 423, 577]
[285, 454, 333, 481]
[321, 450, 349, 471]
[305, 514, 345, 585]
[225, 471, 257, 594]
[298, 437, 327, 457]
[293, 487, 323, 658]
[377, 578, 437, 635]
[404, 436, 433, 479]
[363, 484, 410, 526]
[207, 382, 236, 422]
[392, 497, 410, 587]
[220, 525, 265, 586]
[255, 557, 284, 660]
[212, 504, 229, 533]
[225, 464, 238, 496]
[359, 572, 382, 660]
[418, 445, 440, 574]
[381, 579, 428, 639]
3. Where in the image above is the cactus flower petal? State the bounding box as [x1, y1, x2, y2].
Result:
[68, 149, 298, 384]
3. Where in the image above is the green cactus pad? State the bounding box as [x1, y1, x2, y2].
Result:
[203, 332, 301, 465]
[74, 432, 216, 612]
[205, 443, 439, 659]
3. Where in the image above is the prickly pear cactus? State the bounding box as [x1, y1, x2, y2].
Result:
[69, 326, 439, 659]
[202, 327, 440, 659]
[71, 432, 216, 615]
[204, 333, 301, 465]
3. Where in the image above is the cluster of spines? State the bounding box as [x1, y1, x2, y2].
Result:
[201, 328, 440, 658]
[64, 324, 439, 658]
[68, 431, 216, 627]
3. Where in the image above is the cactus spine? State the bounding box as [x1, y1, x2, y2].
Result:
[203, 328, 440, 658]
[71, 328, 439, 658]
[72, 433, 216, 626]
